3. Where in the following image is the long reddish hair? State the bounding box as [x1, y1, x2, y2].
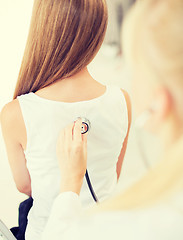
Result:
[13, 0, 108, 99]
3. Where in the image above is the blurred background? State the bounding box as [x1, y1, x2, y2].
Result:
[0, 0, 160, 229]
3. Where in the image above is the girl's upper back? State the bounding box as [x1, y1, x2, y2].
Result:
[17, 84, 128, 240]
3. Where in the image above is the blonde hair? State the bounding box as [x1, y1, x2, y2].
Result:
[13, 0, 108, 99]
[97, 0, 183, 211]
[123, 0, 183, 120]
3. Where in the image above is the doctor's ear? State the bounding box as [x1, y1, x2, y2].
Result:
[152, 88, 172, 119]
[147, 87, 173, 131]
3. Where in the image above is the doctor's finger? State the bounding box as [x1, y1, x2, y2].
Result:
[73, 119, 82, 142]
[64, 123, 74, 147]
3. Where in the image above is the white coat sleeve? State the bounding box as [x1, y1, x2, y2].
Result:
[41, 192, 82, 240]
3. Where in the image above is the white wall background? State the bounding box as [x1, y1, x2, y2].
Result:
[0, 0, 160, 229]
[0, 0, 34, 228]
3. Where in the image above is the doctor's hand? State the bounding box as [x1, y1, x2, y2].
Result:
[56, 119, 88, 195]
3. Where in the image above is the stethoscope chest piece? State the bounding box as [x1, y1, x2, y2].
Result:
[76, 117, 91, 134]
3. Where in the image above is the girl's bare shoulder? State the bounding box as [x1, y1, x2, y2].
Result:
[0, 99, 26, 146]
[1, 99, 21, 126]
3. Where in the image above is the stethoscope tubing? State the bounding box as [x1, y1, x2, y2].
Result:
[85, 170, 98, 203]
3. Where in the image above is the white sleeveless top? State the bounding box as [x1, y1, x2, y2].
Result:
[17, 85, 128, 240]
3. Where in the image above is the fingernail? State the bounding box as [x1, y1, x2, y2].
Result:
[77, 118, 82, 124]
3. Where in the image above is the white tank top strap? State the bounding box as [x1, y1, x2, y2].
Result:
[106, 84, 129, 127]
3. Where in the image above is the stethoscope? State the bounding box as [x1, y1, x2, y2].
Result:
[77, 117, 98, 203]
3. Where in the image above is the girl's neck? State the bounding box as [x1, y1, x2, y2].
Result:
[35, 67, 106, 103]
[57, 67, 94, 87]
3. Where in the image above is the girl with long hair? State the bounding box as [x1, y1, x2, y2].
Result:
[0, 1, 131, 240]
